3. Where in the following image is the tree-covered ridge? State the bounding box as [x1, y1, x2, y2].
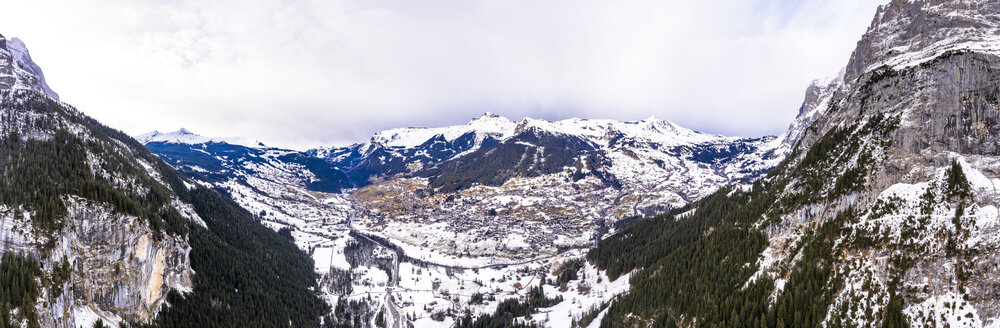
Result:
[0, 92, 187, 239]
[587, 183, 773, 327]
[0, 130, 187, 239]
[585, 103, 909, 326]
[0, 252, 41, 328]
[0, 90, 330, 327]
[136, 187, 329, 328]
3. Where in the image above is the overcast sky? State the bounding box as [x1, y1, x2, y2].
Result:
[2, 0, 887, 149]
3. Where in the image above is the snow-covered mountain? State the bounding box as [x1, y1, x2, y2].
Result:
[50, 0, 1000, 326]
[0, 34, 58, 100]
[589, 0, 1000, 326]
[314, 112, 791, 201]
[303, 113, 805, 269]
[139, 98, 819, 326]
[137, 128, 267, 148]
[140, 129, 351, 231]
[146, 110, 805, 259]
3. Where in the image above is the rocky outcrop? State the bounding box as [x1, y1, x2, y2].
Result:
[759, 0, 1000, 325]
[0, 34, 196, 327]
[777, 72, 844, 150]
[845, 0, 1000, 83]
[0, 199, 195, 327]
[40, 198, 192, 326]
[0, 34, 57, 99]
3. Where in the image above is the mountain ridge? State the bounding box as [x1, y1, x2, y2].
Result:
[0, 34, 329, 328]
[588, 0, 1000, 326]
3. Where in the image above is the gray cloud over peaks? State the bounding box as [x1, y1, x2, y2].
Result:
[2, 0, 887, 149]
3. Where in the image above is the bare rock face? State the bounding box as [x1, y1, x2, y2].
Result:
[0, 34, 196, 328]
[777, 74, 844, 150]
[845, 0, 1000, 83]
[0, 34, 58, 99]
[802, 45, 1000, 188]
[0, 199, 196, 327]
[37, 198, 193, 326]
[756, 0, 1000, 325]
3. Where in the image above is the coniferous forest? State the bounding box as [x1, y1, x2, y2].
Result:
[0, 92, 328, 328]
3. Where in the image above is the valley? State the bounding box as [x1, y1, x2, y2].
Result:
[136, 108, 801, 327]
[3, 0, 1000, 327]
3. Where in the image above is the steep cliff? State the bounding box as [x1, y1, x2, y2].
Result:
[589, 0, 1000, 326]
[0, 34, 196, 327]
[0, 35, 327, 327]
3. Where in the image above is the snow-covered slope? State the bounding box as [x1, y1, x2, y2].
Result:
[282, 110, 823, 275]
[0, 34, 58, 100]
[140, 130, 351, 230]
[137, 128, 266, 148]
[845, 0, 1000, 82]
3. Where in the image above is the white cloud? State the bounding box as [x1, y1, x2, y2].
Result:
[0, 0, 887, 149]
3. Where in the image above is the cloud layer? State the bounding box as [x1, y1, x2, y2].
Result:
[2, 0, 885, 149]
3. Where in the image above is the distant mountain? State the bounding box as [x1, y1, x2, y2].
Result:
[137, 128, 267, 148]
[139, 129, 351, 230]
[313, 112, 795, 203]
[143, 99, 823, 268]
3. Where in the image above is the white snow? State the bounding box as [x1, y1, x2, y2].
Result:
[904, 292, 982, 328]
[136, 128, 266, 148]
[74, 305, 122, 328]
[371, 112, 518, 148]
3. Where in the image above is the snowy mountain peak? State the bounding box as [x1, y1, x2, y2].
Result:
[0, 34, 59, 100]
[137, 128, 212, 145]
[845, 0, 1000, 83]
[637, 116, 692, 137]
[363, 113, 747, 152]
[467, 112, 516, 130]
[775, 73, 843, 150]
[369, 114, 518, 148]
[137, 128, 266, 148]
[470, 111, 502, 121]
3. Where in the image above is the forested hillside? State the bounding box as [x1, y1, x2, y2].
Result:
[0, 34, 330, 327]
[587, 0, 1000, 326]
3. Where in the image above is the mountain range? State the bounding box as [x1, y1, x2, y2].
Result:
[3, 0, 1000, 327]
[136, 104, 815, 264]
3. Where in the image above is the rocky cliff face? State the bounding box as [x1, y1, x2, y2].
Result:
[588, 0, 1000, 326]
[756, 0, 1000, 325]
[0, 34, 196, 327]
[845, 0, 1000, 83]
[777, 72, 843, 151]
[32, 198, 193, 327]
[0, 34, 58, 99]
